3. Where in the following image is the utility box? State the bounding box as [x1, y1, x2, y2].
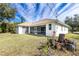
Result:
[58, 34, 65, 43]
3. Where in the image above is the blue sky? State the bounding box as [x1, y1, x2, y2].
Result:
[9, 3, 79, 23]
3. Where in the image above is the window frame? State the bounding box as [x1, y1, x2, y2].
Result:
[49, 24, 52, 30]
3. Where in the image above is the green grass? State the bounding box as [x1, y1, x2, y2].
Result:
[0, 33, 47, 56]
[65, 33, 79, 40]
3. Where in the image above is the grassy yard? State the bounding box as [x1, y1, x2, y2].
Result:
[65, 33, 79, 40]
[0, 33, 47, 56]
[0, 33, 79, 56]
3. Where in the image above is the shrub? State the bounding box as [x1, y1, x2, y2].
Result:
[9, 23, 16, 33]
[0, 22, 7, 33]
[0, 22, 17, 33]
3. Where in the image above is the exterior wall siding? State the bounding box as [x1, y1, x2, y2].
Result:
[18, 26, 23, 34]
[18, 23, 68, 36]
[46, 23, 68, 36]
[55, 25, 68, 36]
[46, 23, 55, 36]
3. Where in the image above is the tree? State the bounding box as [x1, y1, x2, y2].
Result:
[20, 16, 26, 23]
[65, 17, 73, 32]
[65, 14, 79, 32]
[0, 3, 16, 32]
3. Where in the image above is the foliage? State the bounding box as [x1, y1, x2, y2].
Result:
[42, 45, 48, 55]
[0, 22, 17, 33]
[0, 3, 16, 33]
[0, 4, 16, 21]
[38, 37, 55, 55]
[8, 23, 17, 33]
[65, 14, 79, 32]
[0, 22, 7, 32]
[20, 16, 26, 23]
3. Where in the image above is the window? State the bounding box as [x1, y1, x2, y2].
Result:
[49, 24, 52, 30]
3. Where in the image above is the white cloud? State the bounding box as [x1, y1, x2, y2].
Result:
[58, 4, 79, 22]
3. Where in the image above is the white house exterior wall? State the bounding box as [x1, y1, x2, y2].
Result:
[18, 26, 23, 34]
[46, 23, 56, 36]
[55, 25, 63, 36]
[46, 23, 68, 36]
[55, 25, 68, 36]
[64, 27, 68, 34]
[57, 25, 68, 33]
[18, 23, 68, 36]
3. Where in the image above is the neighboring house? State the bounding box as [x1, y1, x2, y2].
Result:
[17, 19, 69, 36]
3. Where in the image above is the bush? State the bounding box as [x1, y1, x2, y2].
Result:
[0, 27, 1, 32]
[0, 22, 17, 33]
[0, 22, 7, 33]
[9, 23, 16, 33]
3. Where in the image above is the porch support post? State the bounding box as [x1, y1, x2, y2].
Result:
[28, 27, 30, 33]
[36, 27, 37, 34]
[34, 27, 37, 34]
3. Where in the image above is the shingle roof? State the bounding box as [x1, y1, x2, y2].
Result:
[18, 22, 32, 26]
[18, 19, 69, 28]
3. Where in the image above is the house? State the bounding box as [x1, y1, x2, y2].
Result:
[17, 19, 69, 36]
